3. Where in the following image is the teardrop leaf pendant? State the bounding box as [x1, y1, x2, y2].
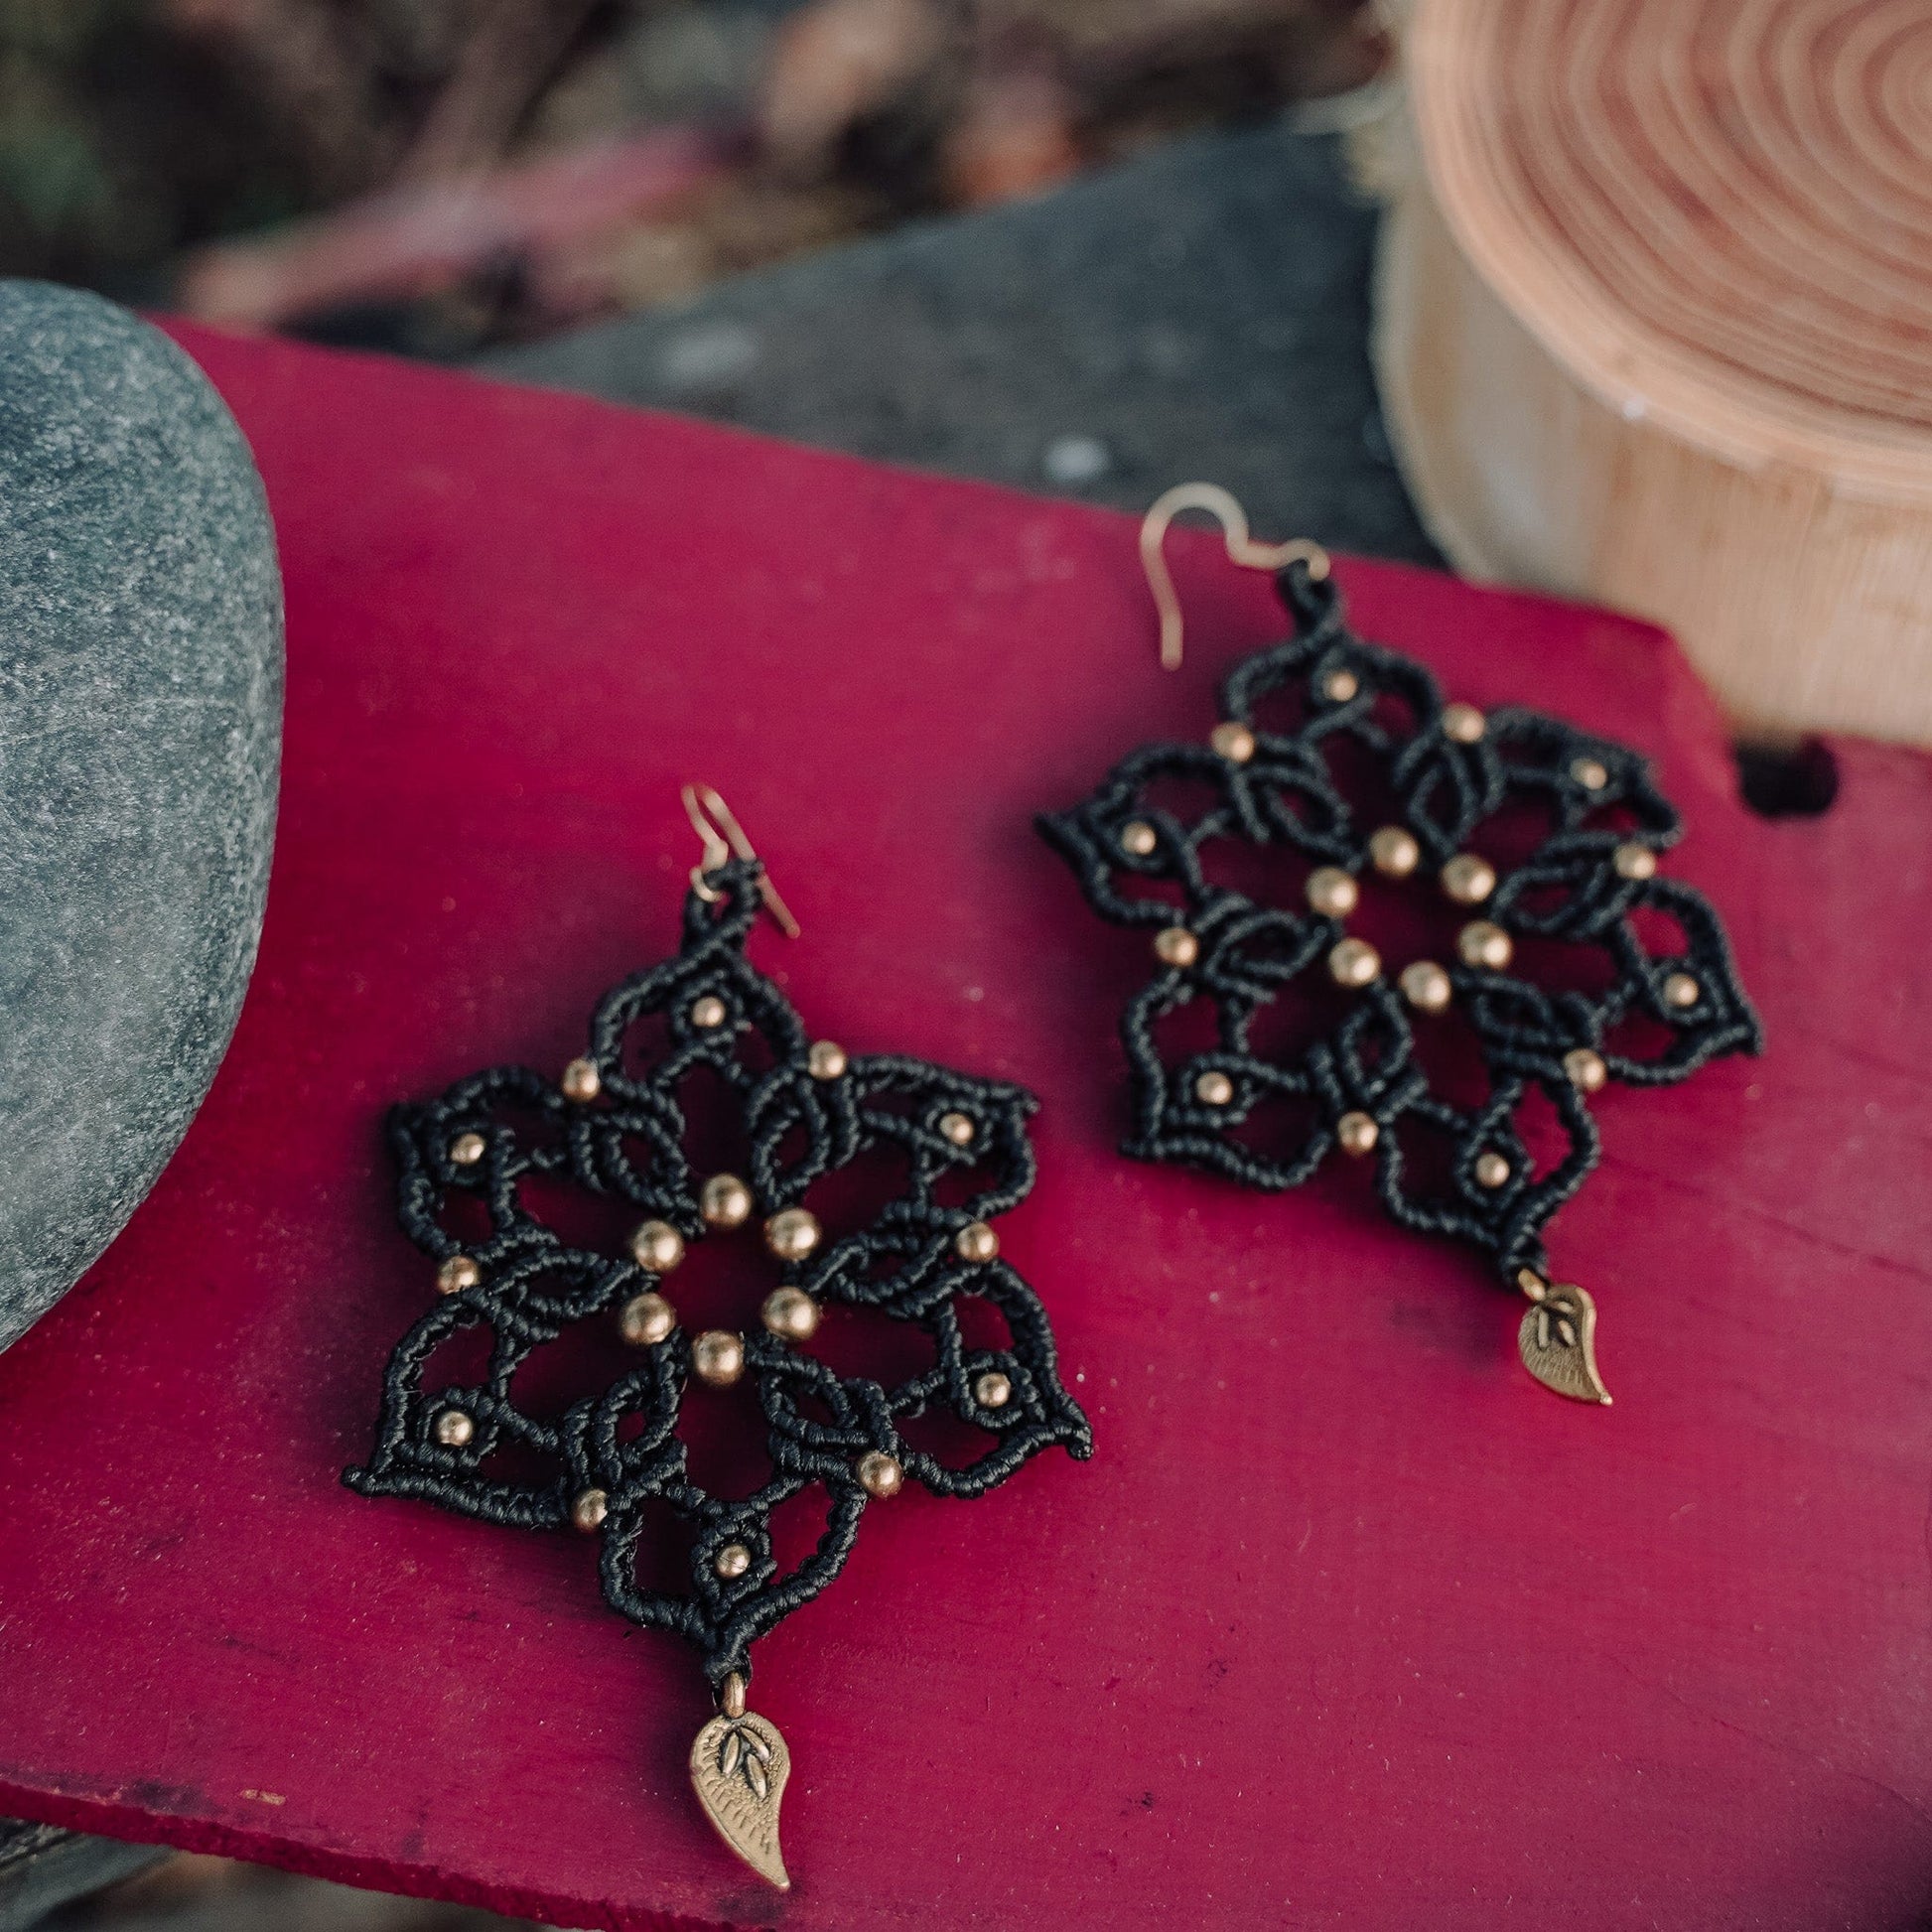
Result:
[1518, 1282, 1611, 1405]
[691, 1708, 792, 1889]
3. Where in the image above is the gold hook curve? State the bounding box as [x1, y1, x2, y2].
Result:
[680, 783, 801, 938]
[1139, 483, 1329, 671]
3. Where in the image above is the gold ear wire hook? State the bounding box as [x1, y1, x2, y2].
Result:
[1139, 483, 1330, 672]
[680, 783, 802, 939]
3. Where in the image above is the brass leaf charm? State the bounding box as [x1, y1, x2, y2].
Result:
[1518, 1282, 1611, 1405]
[691, 1709, 791, 1889]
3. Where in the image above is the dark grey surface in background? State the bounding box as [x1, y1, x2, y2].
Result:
[485, 125, 1437, 565]
[0, 1821, 164, 1931]
[0, 282, 283, 1354]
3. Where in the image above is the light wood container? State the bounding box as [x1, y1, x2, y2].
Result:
[1372, 0, 1932, 746]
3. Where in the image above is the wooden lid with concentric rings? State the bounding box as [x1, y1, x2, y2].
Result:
[1406, 0, 1932, 503]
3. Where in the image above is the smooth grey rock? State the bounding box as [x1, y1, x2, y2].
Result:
[0, 1817, 167, 1930]
[0, 282, 282, 1351]
[484, 124, 1438, 564]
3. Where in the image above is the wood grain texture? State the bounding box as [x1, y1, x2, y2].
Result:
[1374, 0, 1932, 744]
[0, 327, 1928, 1929]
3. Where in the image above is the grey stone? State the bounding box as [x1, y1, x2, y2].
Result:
[0, 281, 282, 1352]
[0, 1818, 166, 1930]
[484, 125, 1438, 565]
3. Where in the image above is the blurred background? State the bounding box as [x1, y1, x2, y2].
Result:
[0, 0, 1384, 358]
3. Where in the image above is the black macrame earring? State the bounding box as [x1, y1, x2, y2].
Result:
[1037, 484, 1761, 1406]
[346, 786, 1091, 1889]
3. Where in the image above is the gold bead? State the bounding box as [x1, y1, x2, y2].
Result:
[807, 1038, 849, 1080]
[620, 1290, 677, 1346]
[1572, 756, 1609, 791]
[1399, 960, 1452, 1014]
[692, 1329, 746, 1387]
[1564, 1046, 1608, 1092]
[714, 1542, 752, 1581]
[1613, 842, 1657, 881]
[629, 1219, 685, 1274]
[690, 994, 729, 1031]
[434, 1409, 475, 1448]
[1209, 721, 1256, 763]
[763, 1206, 822, 1262]
[1337, 1110, 1379, 1156]
[974, 1369, 1013, 1409]
[937, 1111, 976, 1147]
[1474, 1150, 1511, 1188]
[1516, 1267, 1549, 1302]
[560, 1056, 601, 1103]
[571, 1487, 609, 1533]
[1440, 852, 1496, 904]
[761, 1285, 819, 1341]
[450, 1132, 485, 1167]
[1322, 668, 1360, 703]
[700, 1173, 754, 1229]
[1154, 925, 1199, 969]
[1328, 936, 1381, 987]
[1306, 866, 1360, 919]
[857, 1450, 903, 1498]
[1457, 919, 1513, 971]
[1120, 819, 1158, 858]
[955, 1220, 1000, 1264]
[1664, 971, 1701, 1009]
[1442, 701, 1486, 744]
[1194, 1069, 1235, 1107]
[436, 1254, 481, 1296]
[1368, 824, 1420, 878]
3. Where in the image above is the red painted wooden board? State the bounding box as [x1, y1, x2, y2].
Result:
[1, 323, 1930, 1932]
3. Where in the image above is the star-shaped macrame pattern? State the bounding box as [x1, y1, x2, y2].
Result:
[1037, 559, 1762, 1293]
[347, 860, 1092, 1689]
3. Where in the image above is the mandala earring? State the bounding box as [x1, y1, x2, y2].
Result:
[1037, 484, 1761, 1405]
[347, 786, 1091, 1888]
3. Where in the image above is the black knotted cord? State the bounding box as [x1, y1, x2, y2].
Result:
[1038, 559, 1762, 1289]
[347, 862, 1092, 1689]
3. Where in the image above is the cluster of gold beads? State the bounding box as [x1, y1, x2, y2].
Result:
[1126, 698, 1668, 1214]
[595, 1026, 846, 1388]
[431, 1028, 1012, 1540]
[1132, 707, 1656, 1022]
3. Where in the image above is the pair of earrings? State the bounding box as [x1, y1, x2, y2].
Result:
[347, 487, 1759, 1889]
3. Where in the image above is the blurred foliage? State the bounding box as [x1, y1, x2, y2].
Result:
[0, 0, 1379, 348]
